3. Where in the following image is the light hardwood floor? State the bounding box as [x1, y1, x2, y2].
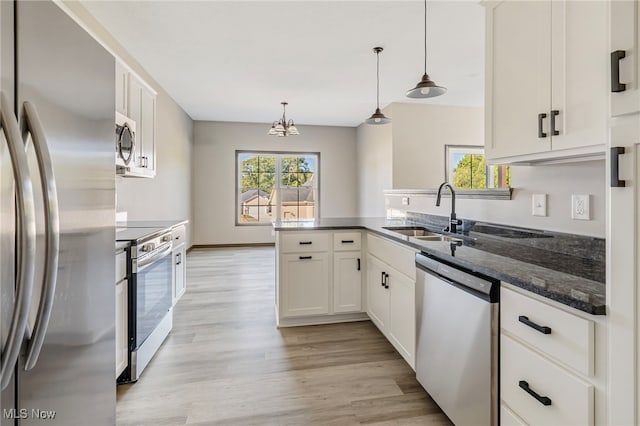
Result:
[117, 247, 452, 426]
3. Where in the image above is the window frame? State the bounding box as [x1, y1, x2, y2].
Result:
[235, 150, 321, 226]
[444, 144, 511, 190]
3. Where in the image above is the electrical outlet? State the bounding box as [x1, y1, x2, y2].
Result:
[571, 194, 590, 220]
[532, 194, 547, 217]
[402, 197, 410, 206]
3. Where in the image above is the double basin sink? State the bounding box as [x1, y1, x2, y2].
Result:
[382, 226, 463, 243]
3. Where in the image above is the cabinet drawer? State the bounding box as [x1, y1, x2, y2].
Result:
[172, 224, 186, 246]
[501, 335, 594, 426]
[367, 233, 416, 279]
[116, 251, 127, 283]
[501, 404, 528, 426]
[501, 287, 594, 376]
[280, 232, 329, 253]
[333, 232, 362, 251]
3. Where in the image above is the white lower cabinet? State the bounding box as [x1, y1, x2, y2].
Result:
[172, 224, 187, 306]
[276, 230, 365, 324]
[115, 279, 128, 377]
[387, 270, 415, 368]
[501, 404, 528, 426]
[333, 251, 362, 313]
[500, 286, 604, 426]
[365, 234, 417, 370]
[366, 254, 390, 329]
[280, 252, 330, 317]
[501, 335, 593, 426]
[173, 246, 186, 304]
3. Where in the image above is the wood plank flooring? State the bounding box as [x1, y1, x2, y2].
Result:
[117, 247, 452, 426]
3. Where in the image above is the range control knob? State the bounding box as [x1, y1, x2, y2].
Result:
[162, 235, 171, 243]
[140, 243, 155, 252]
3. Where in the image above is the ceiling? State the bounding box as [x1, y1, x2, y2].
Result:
[82, 1, 485, 127]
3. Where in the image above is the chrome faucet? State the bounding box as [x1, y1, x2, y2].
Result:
[436, 182, 462, 234]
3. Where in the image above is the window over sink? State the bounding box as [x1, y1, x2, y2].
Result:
[445, 145, 511, 190]
[236, 151, 320, 225]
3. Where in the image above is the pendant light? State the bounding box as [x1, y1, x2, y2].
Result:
[406, 0, 446, 99]
[365, 47, 391, 125]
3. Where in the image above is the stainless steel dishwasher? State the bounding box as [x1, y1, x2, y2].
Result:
[415, 253, 499, 426]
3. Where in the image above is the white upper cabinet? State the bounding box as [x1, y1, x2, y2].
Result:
[115, 61, 128, 116]
[116, 59, 157, 178]
[128, 73, 157, 175]
[485, 0, 608, 163]
[139, 84, 156, 172]
[486, 0, 551, 159]
[611, 0, 640, 116]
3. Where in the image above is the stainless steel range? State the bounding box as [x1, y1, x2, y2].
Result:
[116, 227, 173, 383]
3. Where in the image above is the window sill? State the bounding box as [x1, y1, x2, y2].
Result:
[383, 188, 513, 200]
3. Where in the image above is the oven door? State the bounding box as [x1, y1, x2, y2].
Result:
[133, 245, 172, 349]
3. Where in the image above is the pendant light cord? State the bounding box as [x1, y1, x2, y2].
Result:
[423, 0, 427, 74]
[376, 50, 380, 109]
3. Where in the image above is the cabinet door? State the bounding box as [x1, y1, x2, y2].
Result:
[551, 1, 608, 150]
[366, 255, 389, 331]
[140, 85, 156, 172]
[485, 1, 552, 159]
[280, 253, 329, 317]
[115, 279, 128, 377]
[333, 251, 362, 313]
[173, 247, 186, 306]
[127, 75, 143, 167]
[387, 269, 416, 369]
[611, 0, 640, 116]
[115, 61, 128, 116]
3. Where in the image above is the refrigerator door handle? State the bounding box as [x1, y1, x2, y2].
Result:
[0, 92, 37, 389]
[21, 101, 60, 371]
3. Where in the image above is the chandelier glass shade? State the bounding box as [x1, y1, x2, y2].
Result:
[268, 102, 299, 136]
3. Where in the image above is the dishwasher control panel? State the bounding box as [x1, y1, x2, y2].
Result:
[416, 253, 499, 300]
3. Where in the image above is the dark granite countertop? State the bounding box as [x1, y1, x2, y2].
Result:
[273, 217, 606, 316]
[117, 219, 188, 229]
[116, 226, 169, 242]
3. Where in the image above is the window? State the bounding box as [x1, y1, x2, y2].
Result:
[237, 151, 319, 225]
[445, 145, 511, 189]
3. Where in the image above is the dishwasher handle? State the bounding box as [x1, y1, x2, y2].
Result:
[416, 253, 499, 302]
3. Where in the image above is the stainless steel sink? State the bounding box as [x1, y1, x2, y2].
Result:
[382, 227, 442, 237]
[382, 226, 463, 243]
[413, 235, 462, 243]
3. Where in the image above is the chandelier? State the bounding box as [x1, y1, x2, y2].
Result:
[268, 102, 300, 136]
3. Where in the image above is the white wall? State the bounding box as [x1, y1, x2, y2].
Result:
[192, 121, 358, 245]
[390, 103, 484, 188]
[115, 97, 192, 224]
[357, 102, 606, 238]
[356, 119, 392, 218]
[386, 160, 606, 238]
[61, 1, 194, 246]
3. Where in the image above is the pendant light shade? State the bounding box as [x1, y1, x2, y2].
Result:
[365, 47, 391, 125]
[407, 0, 446, 99]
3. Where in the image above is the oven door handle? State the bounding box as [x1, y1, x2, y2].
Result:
[136, 245, 172, 273]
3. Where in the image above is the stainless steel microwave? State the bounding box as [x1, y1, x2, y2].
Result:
[115, 111, 136, 167]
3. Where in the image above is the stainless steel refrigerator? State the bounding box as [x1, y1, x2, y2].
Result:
[1, 1, 115, 424]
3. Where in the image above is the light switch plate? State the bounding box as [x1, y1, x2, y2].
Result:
[571, 194, 590, 220]
[532, 194, 547, 217]
[402, 197, 410, 206]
